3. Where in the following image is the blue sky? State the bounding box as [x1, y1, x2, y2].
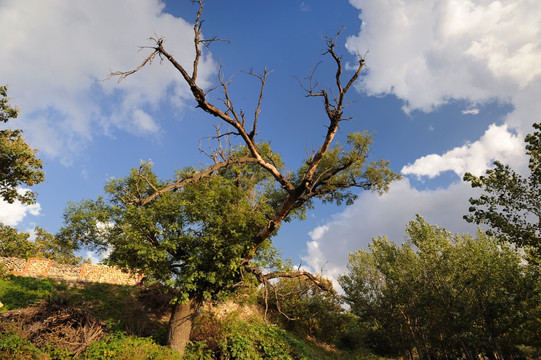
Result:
[1, 0, 539, 282]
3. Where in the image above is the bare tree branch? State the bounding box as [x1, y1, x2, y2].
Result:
[105, 43, 161, 83]
[243, 68, 272, 140]
[243, 264, 334, 293]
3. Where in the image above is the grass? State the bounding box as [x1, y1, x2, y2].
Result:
[0, 275, 68, 311]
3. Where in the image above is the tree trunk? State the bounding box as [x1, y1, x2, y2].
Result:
[167, 297, 200, 355]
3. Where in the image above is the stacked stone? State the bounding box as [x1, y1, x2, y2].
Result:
[48, 262, 80, 282]
[0, 257, 141, 286]
[79, 264, 140, 285]
[0, 256, 26, 274]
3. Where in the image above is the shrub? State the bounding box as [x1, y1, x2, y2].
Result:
[0, 332, 47, 359]
[83, 332, 181, 360]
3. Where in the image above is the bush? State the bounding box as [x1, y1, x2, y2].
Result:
[189, 308, 312, 360]
[83, 332, 181, 360]
[261, 277, 348, 347]
[0, 332, 47, 359]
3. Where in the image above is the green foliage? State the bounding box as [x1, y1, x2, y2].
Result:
[223, 321, 311, 360]
[0, 330, 182, 360]
[0, 275, 67, 311]
[183, 341, 214, 360]
[188, 307, 379, 360]
[339, 216, 541, 359]
[0, 223, 35, 258]
[0, 224, 80, 264]
[464, 122, 541, 254]
[292, 132, 401, 209]
[0, 85, 44, 205]
[263, 277, 348, 346]
[59, 159, 280, 301]
[189, 311, 312, 360]
[0, 332, 47, 360]
[84, 332, 181, 360]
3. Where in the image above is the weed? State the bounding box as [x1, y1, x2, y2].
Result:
[0, 332, 47, 360]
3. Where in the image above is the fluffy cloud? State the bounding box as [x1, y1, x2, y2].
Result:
[0, 0, 216, 164]
[346, 0, 541, 115]
[0, 196, 41, 227]
[344, 0, 541, 178]
[303, 179, 480, 285]
[401, 123, 525, 178]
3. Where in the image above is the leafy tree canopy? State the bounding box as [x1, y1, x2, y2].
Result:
[0, 85, 44, 204]
[464, 123, 540, 254]
[0, 223, 35, 259]
[0, 224, 81, 265]
[339, 216, 540, 359]
[59, 151, 286, 301]
[60, 129, 398, 302]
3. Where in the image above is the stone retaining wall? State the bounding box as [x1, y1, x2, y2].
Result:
[0, 257, 142, 286]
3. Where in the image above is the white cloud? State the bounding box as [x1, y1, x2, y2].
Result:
[0, 190, 41, 227]
[308, 225, 329, 241]
[302, 179, 480, 286]
[132, 109, 160, 134]
[346, 0, 540, 179]
[462, 108, 479, 115]
[347, 0, 541, 114]
[0, 0, 216, 164]
[401, 123, 525, 178]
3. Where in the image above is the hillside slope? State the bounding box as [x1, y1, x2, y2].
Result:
[0, 275, 377, 359]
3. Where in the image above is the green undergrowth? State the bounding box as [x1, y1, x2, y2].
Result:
[0, 275, 378, 359]
[0, 275, 169, 338]
[0, 331, 181, 360]
[0, 274, 68, 310]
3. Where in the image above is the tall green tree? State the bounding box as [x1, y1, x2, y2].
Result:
[61, 156, 279, 290]
[339, 216, 540, 360]
[464, 122, 540, 255]
[0, 223, 36, 259]
[0, 85, 44, 205]
[33, 226, 81, 265]
[0, 224, 80, 265]
[61, 157, 288, 351]
[63, 1, 400, 354]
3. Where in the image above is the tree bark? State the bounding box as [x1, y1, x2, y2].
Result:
[167, 297, 200, 355]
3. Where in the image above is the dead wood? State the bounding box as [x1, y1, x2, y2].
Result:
[0, 300, 106, 356]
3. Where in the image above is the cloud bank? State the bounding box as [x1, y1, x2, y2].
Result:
[0, 0, 216, 164]
[347, 0, 541, 114]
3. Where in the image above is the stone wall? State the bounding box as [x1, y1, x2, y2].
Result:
[0, 257, 142, 286]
